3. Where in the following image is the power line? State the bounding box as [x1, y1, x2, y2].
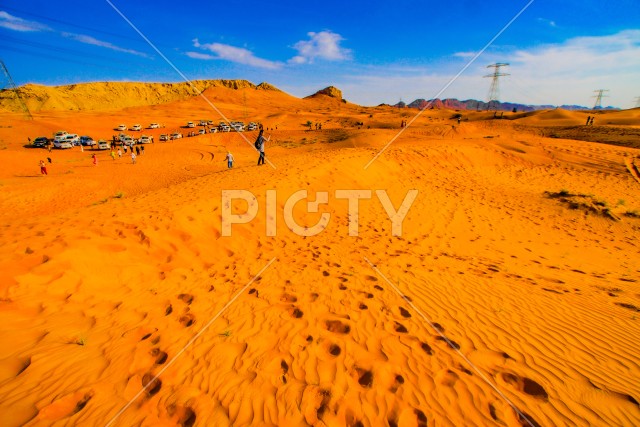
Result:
[0, 60, 33, 119]
[484, 63, 509, 110]
[0, 44, 123, 72]
[592, 89, 609, 110]
[1, 5, 147, 45]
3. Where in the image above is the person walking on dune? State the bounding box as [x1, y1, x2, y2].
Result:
[255, 129, 266, 166]
[92, 153, 97, 166]
[225, 151, 234, 169]
[117, 148, 122, 158]
[110, 150, 116, 160]
[586, 116, 591, 126]
[39, 160, 47, 175]
[131, 152, 137, 164]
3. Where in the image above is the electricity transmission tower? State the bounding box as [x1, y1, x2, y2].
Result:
[0, 60, 32, 120]
[484, 63, 509, 111]
[592, 89, 609, 110]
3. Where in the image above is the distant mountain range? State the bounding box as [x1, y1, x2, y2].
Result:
[391, 98, 619, 112]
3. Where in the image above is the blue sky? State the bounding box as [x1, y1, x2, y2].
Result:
[1, 0, 639, 108]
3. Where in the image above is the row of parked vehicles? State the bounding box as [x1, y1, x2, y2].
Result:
[31, 131, 108, 150]
[33, 131, 151, 150]
[116, 121, 258, 133]
[115, 123, 160, 131]
[34, 120, 260, 150]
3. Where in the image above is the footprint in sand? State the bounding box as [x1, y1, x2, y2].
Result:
[149, 348, 168, 365]
[165, 304, 173, 316]
[288, 306, 304, 318]
[389, 374, 405, 393]
[399, 307, 411, 318]
[325, 320, 350, 334]
[354, 368, 373, 388]
[179, 313, 195, 327]
[394, 322, 408, 333]
[281, 293, 297, 303]
[166, 404, 197, 427]
[359, 303, 368, 310]
[500, 372, 549, 401]
[435, 336, 460, 350]
[615, 302, 640, 312]
[420, 341, 433, 355]
[178, 293, 193, 305]
[327, 343, 341, 356]
[142, 373, 162, 396]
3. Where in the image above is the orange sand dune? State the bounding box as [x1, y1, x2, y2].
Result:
[0, 88, 640, 427]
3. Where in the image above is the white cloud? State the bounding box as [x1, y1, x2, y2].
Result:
[537, 18, 557, 28]
[453, 51, 476, 59]
[62, 32, 149, 57]
[289, 31, 351, 64]
[336, 30, 640, 108]
[190, 38, 282, 69]
[0, 11, 50, 32]
[185, 51, 216, 60]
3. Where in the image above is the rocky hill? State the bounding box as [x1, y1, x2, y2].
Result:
[306, 86, 343, 100]
[0, 79, 283, 113]
[395, 98, 619, 112]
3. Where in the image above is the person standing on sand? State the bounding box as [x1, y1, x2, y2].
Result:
[117, 148, 122, 158]
[48, 143, 52, 153]
[123, 145, 128, 154]
[39, 160, 47, 175]
[92, 153, 97, 166]
[135, 146, 140, 156]
[586, 116, 591, 126]
[255, 129, 266, 166]
[225, 151, 234, 168]
[131, 152, 137, 164]
[141, 145, 145, 155]
[110, 150, 116, 160]
[590, 117, 595, 126]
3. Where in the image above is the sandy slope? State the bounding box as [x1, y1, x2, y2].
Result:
[0, 92, 639, 427]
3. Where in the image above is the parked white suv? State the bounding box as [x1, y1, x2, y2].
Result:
[131, 124, 142, 131]
[186, 121, 195, 128]
[122, 136, 135, 146]
[65, 134, 80, 145]
[139, 135, 152, 144]
[116, 124, 126, 131]
[53, 140, 73, 149]
[54, 131, 69, 142]
[149, 123, 159, 129]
